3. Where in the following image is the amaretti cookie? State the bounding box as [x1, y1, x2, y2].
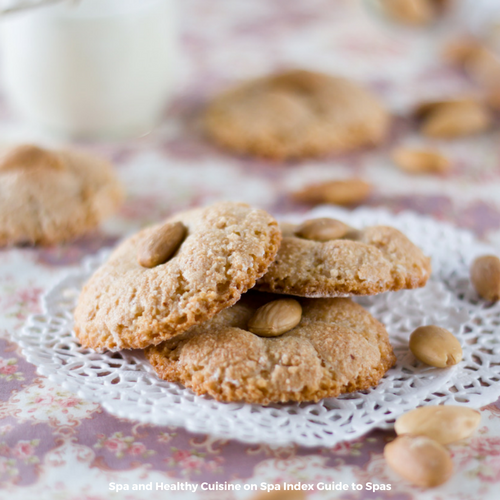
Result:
[145, 294, 397, 405]
[256, 218, 431, 297]
[204, 69, 390, 160]
[0, 144, 124, 246]
[74, 202, 282, 351]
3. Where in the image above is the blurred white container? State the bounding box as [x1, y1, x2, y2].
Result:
[0, 0, 177, 139]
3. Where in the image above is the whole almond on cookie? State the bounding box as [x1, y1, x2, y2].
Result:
[75, 202, 282, 351]
[137, 221, 187, 268]
[146, 296, 396, 404]
[409, 325, 462, 368]
[395, 406, 481, 444]
[295, 218, 351, 242]
[248, 299, 302, 337]
[392, 148, 450, 174]
[384, 435, 453, 488]
[470, 255, 500, 302]
[418, 100, 491, 138]
[292, 179, 372, 206]
[0, 144, 64, 172]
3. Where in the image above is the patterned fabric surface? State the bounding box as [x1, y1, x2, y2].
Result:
[1, 0, 500, 498]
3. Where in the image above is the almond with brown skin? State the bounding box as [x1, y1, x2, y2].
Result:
[384, 435, 453, 488]
[409, 325, 462, 368]
[414, 97, 475, 119]
[248, 299, 302, 337]
[392, 148, 450, 174]
[470, 255, 500, 302]
[295, 218, 351, 242]
[137, 221, 187, 268]
[0, 144, 64, 172]
[291, 179, 372, 206]
[419, 100, 491, 138]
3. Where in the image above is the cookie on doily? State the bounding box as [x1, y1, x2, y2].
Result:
[256, 218, 431, 297]
[204, 69, 390, 160]
[74, 202, 282, 351]
[145, 293, 397, 405]
[0, 144, 124, 246]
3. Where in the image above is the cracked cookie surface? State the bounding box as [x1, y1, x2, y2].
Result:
[204, 69, 390, 160]
[145, 294, 396, 405]
[0, 145, 124, 246]
[256, 222, 431, 297]
[74, 202, 282, 351]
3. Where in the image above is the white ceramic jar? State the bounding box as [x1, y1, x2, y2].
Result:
[0, 0, 176, 138]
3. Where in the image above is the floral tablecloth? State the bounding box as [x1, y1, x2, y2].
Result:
[1, 0, 500, 499]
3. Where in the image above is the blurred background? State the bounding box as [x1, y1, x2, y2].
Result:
[0, 0, 498, 253]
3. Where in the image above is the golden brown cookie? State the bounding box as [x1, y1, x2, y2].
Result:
[0, 144, 124, 246]
[145, 294, 397, 405]
[256, 219, 431, 297]
[74, 202, 282, 351]
[204, 69, 390, 160]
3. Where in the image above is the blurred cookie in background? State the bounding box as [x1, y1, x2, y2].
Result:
[204, 69, 390, 161]
[0, 144, 124, 246]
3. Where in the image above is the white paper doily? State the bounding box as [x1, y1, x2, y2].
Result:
[18, 207, 500, 447]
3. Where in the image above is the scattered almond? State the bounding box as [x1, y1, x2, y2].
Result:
[248, 299, 302, 337]
[137, 221, 187, 268]
[470, 255, 500, 302]
[381, 0, 436, 26]
[291, 179, 372, 206]
[417, 99, 491, 139]
[443, 39, 484, 66]
[409, 325, 462, 368]
[395, 406, 481, 444]
[295, 218, 351, 242]
[444, 39, 500, 88]
[0, 144, 64, 172]
[392, 148, 450, 174]
[414, 98, 475, 119]
[384, 435, 453, 488]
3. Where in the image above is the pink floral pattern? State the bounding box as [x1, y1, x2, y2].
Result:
[94, 433, 155, 460]
[0, 358, 23, 382]
[167, 448, 224, 477]
[0, 0, 500, 498]
[10, 440, 39, 464]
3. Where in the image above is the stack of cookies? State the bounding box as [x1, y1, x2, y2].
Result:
[74, 202, 431, 405]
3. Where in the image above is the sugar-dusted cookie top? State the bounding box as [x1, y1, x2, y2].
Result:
[74, 202, 282, 351]
[145, 294, 396, 405]
[204, 69, 390, 160]
[256, 218, 431, 297]
[0, 144, 124, 246]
